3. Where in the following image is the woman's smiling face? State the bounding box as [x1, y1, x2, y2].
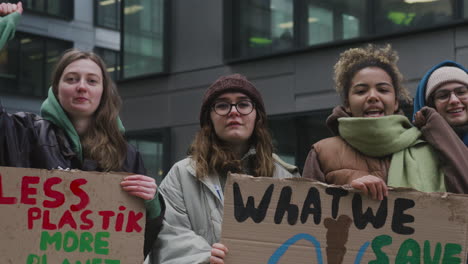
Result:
[346, 66, 399, 117]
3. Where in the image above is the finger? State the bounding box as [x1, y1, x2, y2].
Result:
[121, 185, 156, 196]
[352, 181, 368, 196]
[367, 182, 378, 200]
[17, 2, 23, 14]
[209, 256, 224, 264]
[211, 248, 226, 258]
[120, 179, 157, 189]
[125, 190, 155, 200]
[121, 184, 157, 198]
[377, 183, 384, 201]
[124, 174, 155, 182]
[213, 243, 228, 253]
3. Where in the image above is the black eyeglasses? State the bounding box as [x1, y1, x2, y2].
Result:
[433, 86, 468, 103]
[212, 100, 255, 116]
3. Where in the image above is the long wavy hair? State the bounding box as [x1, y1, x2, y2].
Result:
[189, 105, 275, 179]
[51, 49, 127, 171]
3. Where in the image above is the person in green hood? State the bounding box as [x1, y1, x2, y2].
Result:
[303, 44, 446, 200]
[0, 4, 163, 257]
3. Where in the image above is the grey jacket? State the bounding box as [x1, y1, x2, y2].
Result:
[151, 156, 299, 264]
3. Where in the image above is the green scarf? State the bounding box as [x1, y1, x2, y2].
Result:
[339, 115, 446, 192]
[0, 12, 20, 51]
[41, 88, 84, 160]
[40, 88, 125, 161]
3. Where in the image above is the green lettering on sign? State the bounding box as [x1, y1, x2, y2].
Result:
[396, 238, 420, 264]
[40, 231, 62, 251]
[369, 234, 392, 264]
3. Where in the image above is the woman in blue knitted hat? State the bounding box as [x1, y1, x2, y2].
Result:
[413, 60, 468, 193]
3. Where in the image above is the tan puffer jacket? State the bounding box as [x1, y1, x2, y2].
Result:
[302, 106, 391, 185]
[310, 136, 391, 185]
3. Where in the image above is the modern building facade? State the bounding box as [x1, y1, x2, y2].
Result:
[2, 0, 468, 183]
[119, 0, 468, 181]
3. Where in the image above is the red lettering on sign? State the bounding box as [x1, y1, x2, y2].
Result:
[21, 176, 40, 205]
[43, 177, 65, 208]
[0, 174, 16, 204]
[70, 179, 90, 212]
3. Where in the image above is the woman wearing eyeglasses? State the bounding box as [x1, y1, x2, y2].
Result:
[150, 74, 299, 264]
[413, 61, 468, 193]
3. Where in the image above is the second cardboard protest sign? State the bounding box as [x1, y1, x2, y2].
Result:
[221, 174, 468, 264]
[0, 166, 145, 264]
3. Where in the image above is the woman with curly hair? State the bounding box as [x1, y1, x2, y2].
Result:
[303, 44, 445, 200]
[151, 74, 299, 264]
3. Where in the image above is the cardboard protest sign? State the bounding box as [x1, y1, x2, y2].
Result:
[221, 174, 468, 264]
[0, 166, 145, 264]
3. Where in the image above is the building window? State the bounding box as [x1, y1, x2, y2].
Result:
[127, 129, 170, 184]
[121, 0, 167, 79]
[304, 0, 365, 45]
[465, 0, 468, 19]
[0, 0, 74, 20]
[269, 110, 331, 173]
[0, 32, 72, 97]
[95, 0, 121, 30]
[94, 47, 121, 81]
[226, 0, 462, 60]
[232, 0, 294, 58]
[375, 0, 455, 34]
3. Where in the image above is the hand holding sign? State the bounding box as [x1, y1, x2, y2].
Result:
[210, 243, 228, 264]
[120, 175, 157, 200]
[351, 175, 388, 201]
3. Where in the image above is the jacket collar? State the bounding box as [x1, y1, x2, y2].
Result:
[186, 159, 224, 202]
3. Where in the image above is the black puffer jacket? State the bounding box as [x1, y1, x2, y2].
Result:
[0, 109, 145, 172]
[0, 106, 163, 257]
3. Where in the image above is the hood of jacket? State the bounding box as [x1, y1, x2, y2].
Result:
[40, 88, 125, 161]
[40, 88, 84, 160]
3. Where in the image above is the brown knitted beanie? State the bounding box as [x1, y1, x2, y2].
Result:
[426, 66, 468, 100]
[199, 74, 265, 127]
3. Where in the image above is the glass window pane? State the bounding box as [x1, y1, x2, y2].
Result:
[94, 47, 120, 80]
[0, 32, 71, 97]
[18, 36, 44, 97]
[46, 41, 71, 94]
[122, 0, 165, 78]
[0, 38, 19, 93]
[306, 0, 365, 46]
[96, 0, 120, 29]
[375, 0, 455, 34]
[1, 0, 73, 19]
[24, 0, 45, 12]
[269, 109, 332, 173]
[236, 0, 294, 58]
[128, 133, 169, 185]
[465, 0, 468, 18]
